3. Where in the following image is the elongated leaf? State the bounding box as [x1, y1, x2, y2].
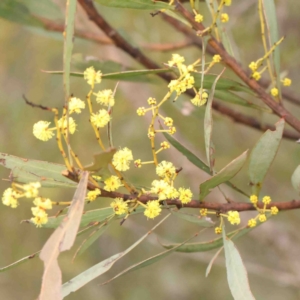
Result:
[61, 214, 171, 297]
[63, 0, 76, 105]
[42, 68, 172, 82]
[162, 134, 249, 198]
[223, 227, 255, 300]
[94, 0, 172, 10]
[262, 0, 281, 95]
[200, 150, 248, 200]
[0, 153, 76, 188]
[74, 221, 112, 258]
[100, 233, 199, 286]
[205, 246, 223, 277]
[27, 206, 146, 229]
[162, 222, 259, 253]
[248, 118, 284, 195]
[171, 209, 214, 227]
[0, 251, 40, 272]
[39, 171, 88, 300]
[214, 90, 271, 112]
[193, 73, 253, 94]
[291, 165, 300, 193]
[0, 0, 43, 27]
[204, 69, 225, 171]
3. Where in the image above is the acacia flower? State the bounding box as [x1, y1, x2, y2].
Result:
[224, 0, 231, 6]
[104, 176, 122, 191]
[156, 161, 176, 179]
[221, 13, 229, 23]
[86, 189, 101, 201]
[147, 97, 156, 106]
[178, 187, 193, 204]
[144, 200, 162, 219]
[271, 87, 279, 97]
[169, 126, 176, 135]
[22, 182, 41, 198]
[90, 109, 111, 128]
[168, 54, 185, 67]
[161, 141, 170, 149]
[151, 180, 172, 200]
[248, 218, 256, 228]
[215, 227, 222, 234]
[69, 97, 85, 114]
[94, 89, 115, 107]
[200, 208, 207, 216]
[212, 55, 221, 63]
[227, 211, 240, 225]
[282, 78, 291, 86]
[110, 198, 128, 215]
[248, 61, 257, 72]
[2, 187, 19, 208]
[259, 214, 267, 222]
[33, 121, 55, 141]
[164, 117, 173, 127]
[250, 195, 258, 204]
[191, 90, 208, 106]
[262, 196, 271, 204]
[137, 107, 146, 116]
[270, 206, 279, 215]
[112, 147, 133, 171]
[195, 14, 204, 23]
[134, 159, 142, 168]
[84, 66, 102, 86]
[166, 186, 179, 199]
[252, 72, 261, 81]
[58, 117, 77, 134]
[33, 197, 52, 210]
[31, 206, 48, 227]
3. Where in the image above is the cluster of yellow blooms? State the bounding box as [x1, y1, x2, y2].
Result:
[1, 182, 53, 227]
[247, 195, 278, 228]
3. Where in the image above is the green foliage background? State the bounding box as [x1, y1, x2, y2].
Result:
[1, 1, 300, 299]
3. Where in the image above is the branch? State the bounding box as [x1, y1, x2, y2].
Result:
[77, 0, 299, 141]
[174, 1, 300, 133]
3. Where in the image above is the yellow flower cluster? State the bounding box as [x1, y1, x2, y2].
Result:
[110, 198, 128, 215]
[247, 195, 279, 228]
[86, 189, 101, 201]
[112, 148, 134, 172]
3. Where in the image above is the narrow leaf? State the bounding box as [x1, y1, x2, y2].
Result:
[291, 165, 300, 193]
[83, 149, 116, 172]
[94, 0, 172, 10]
[162, 134, 249, 198]
[63, 0, 76, 104]
[248, 118, 284, 195]
[200, 150, 248, 200]
[100, 232, 199, 286]
[205, 247, 223, 277]
[161, 222, 259, 253]
[61, 214, 171, 297]
[222, 227, 255, 300]
[0, 153, 76, 188]
[38, 171, 88, 300]
[262, 0, 281, 95]
[204, 68, 225, 171]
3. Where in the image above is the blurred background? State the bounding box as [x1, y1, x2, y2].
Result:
[1, 0, 300, 299]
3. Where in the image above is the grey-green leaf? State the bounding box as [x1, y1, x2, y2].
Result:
[291, 165, 300, 193]
[248, 118, 285, 195]
[61, 214, 170, 297]
[0, 153, 76, 188]
[222, 227, 255, 300]
[94, 0, 172, 10]
[200, 150, 248, 200]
